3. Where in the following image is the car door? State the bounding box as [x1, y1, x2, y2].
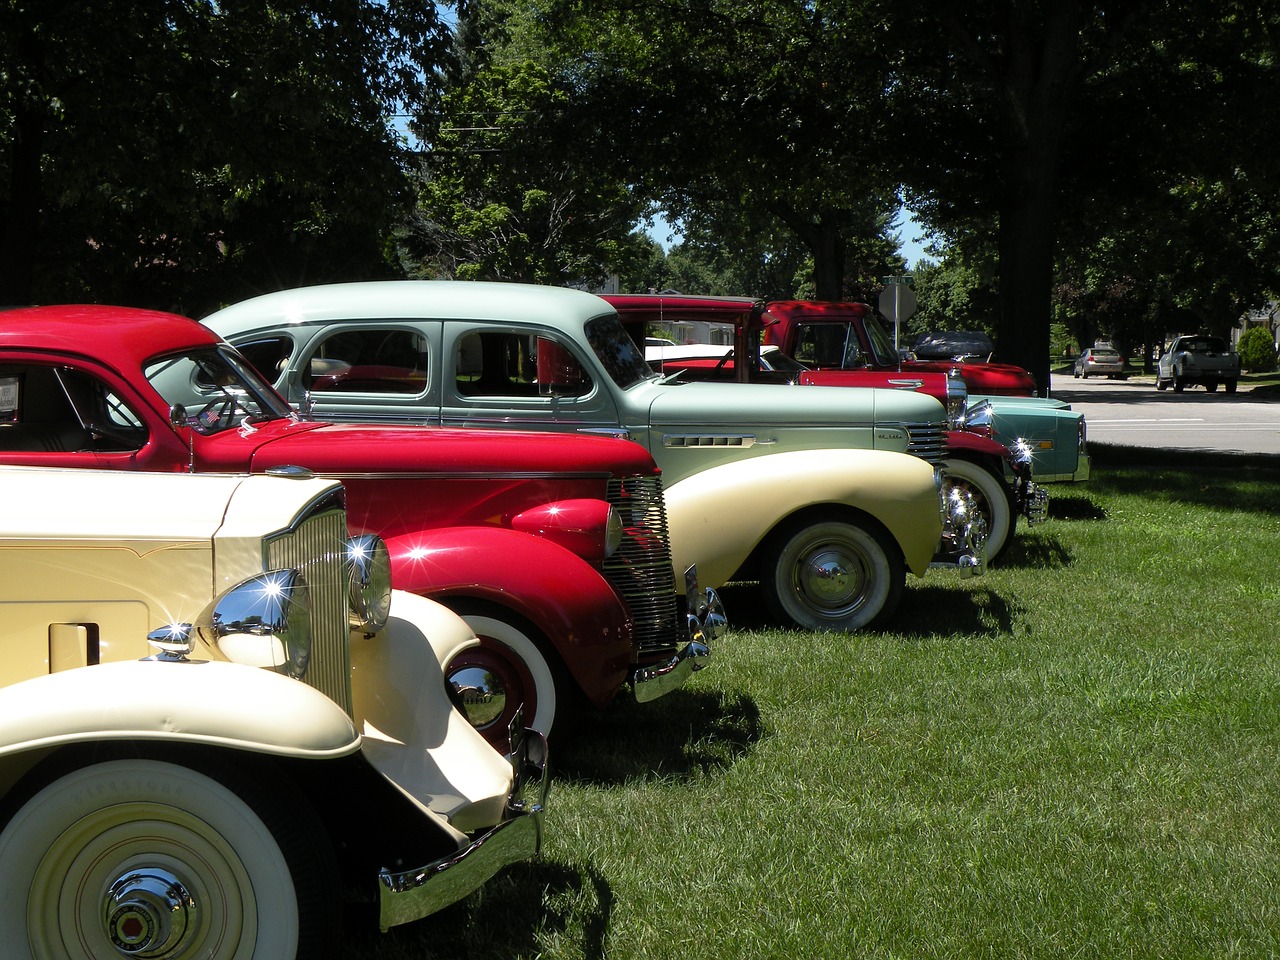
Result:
[0, 360, 175, 470]
[241, 322, 446, 426]
[438, 321, 625, 437]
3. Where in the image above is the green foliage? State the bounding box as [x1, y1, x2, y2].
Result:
[1237, 325, 1277, 373]
[0, 0, 449, 313]
[402, 49, 650, 286]
[538, 0, 905, 300]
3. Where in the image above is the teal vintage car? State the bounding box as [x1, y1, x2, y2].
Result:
[205, 281, 986, 633]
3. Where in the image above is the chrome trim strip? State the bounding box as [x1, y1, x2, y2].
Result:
[662, 434, 758, 448]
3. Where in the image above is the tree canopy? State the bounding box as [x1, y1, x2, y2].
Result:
[0, 0, 448, 313]
[3, 0, 1278, 374]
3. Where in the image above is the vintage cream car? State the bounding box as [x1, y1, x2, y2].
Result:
[0, 466, 547, 957]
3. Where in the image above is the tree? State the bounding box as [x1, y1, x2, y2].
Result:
[882, 1, 1280, 391]
[536, 0, 907, 302]
[402, 58, 652, 286]
[0, 0, 448, 313]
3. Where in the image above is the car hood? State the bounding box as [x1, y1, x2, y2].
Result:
[243, 419, 657, 477]
[640, 379, 944, 425]
[904, 359, 1036, 395]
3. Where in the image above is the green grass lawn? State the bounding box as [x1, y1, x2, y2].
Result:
[347, 445, 1280, 959]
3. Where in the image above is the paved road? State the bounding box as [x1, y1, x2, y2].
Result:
[1046, 372, 1280, 457]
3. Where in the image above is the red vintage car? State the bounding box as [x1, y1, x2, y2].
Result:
[606, 293, 1045, 563]
[0, 304, 723, 746]
[762, 299, 1038, 396]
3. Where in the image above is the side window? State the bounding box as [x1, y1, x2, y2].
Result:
[0, 364, 145, 453]
[303, 328, 428, 395]
[793, 324, 864, 368]
[235, 337, 293, 388]
[455, 331, 593, 398]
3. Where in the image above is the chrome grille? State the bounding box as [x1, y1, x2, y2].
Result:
[904, 420, 949, 465]
[267, 503, 353, 715]
[604, 475, 682, 657]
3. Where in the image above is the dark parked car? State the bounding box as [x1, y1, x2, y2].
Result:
[910, 330, 996, 362]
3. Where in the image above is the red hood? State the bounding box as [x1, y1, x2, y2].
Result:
[236, 420, 658, 477]
[900, 359, 1036, 396]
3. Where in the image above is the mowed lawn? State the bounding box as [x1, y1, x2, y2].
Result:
[347, 444, 1280, 960]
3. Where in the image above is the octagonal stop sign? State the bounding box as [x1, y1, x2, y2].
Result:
[878, 283, 917, 325]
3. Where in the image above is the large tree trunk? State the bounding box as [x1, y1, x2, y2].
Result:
[991, 3, 1083, 397]
[997, 158, 1058, 396]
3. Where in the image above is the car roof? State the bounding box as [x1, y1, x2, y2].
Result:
[0, 304, 220, 363]
[206, 280, 615, 336]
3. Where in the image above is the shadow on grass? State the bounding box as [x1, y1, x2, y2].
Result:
[343, 859, 612, 959]
[892, 583, 1020, 637]
[554, 688, 765, 786]
[1090, 443, 1280, 515]
[716, 582, 774, 630]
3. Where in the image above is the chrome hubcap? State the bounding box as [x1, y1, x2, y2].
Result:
[447, 664, 507, 728]
[798, 548, 866, 610]
[102, 870, 195, 957]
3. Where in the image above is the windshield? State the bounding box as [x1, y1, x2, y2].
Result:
[862, 315, 904, 366]
[761, 348, 809, 373]
[585, 314, 656, 389]
[144, 346, 295, 435]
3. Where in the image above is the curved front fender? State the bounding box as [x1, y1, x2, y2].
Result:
[0, 659, 360, 765]
[663, 449, 942, 582]
[350, 589, 516, 832]
[384, 526, 633, 710]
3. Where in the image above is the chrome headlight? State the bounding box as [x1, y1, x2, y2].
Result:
[945, 371, 968, 428]
[206, 568, 312, 679]
[604, 505, 624, 558]
[961, 399, 994, 432]
[347, 533, 392, 636]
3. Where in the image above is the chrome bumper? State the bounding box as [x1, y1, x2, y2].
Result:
[631, 565, 725, 703]
[376, 721, 550, 931]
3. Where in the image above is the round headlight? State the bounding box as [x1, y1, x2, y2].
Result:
[605, 506, 624, 559]
[207, 568, 312, 679]
[347, 534, 392, 635]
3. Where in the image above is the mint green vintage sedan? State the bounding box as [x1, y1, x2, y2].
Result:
[206, 281, 986, 633]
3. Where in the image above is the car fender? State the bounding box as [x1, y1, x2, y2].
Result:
[947, 430, 1013, 473]
[0, 658, 360, 795]
[662, 448, 942, 583]
[350, 589, 516, 833]
[384, 526, 633, 708]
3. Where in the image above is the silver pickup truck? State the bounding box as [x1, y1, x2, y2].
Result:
[1156, 335, 1241, 393]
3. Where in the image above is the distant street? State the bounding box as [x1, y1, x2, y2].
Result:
[1047, 372, 1280, 457]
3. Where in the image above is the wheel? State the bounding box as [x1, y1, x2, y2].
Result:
[447, 613, 560, 747]
[1204, 380, 1218, 393]
[0, 753, 339, 960]
[1073, 367, 1081, 378]
[940, 457, 1016, 564]
[1155, 378, 1167, 391]
[1173, 369, 1185, 392]
[762, 518, 905, 632]
[1225, 379, 1238, 394]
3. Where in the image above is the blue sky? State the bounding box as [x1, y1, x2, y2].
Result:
[647, 206, 934, 270]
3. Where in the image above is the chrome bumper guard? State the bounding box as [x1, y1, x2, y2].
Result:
[376, 714, 550, 931]
[1023, 483, 1049, 525]
[631, 565, 725, 703]
[931, 486, 988, 577]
